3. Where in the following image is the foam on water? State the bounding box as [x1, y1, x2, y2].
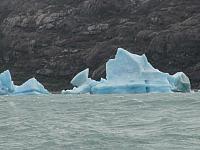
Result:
[0, 93, 200, 149]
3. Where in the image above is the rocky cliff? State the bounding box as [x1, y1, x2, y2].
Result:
[0, 0, 200, 91]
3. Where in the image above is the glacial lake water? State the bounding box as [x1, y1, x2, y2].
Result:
[0, 93, 200, 150]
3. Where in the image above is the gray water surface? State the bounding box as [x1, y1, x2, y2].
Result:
[0, 93, 200, 150]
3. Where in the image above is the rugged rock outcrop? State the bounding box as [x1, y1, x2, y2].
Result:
[0, 0, 200, 91]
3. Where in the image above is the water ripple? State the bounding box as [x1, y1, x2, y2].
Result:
[0, 93, 200, 149]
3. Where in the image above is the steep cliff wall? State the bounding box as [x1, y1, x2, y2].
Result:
[0, 0, 200, 91]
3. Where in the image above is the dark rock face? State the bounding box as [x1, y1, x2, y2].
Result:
[0, 0, 200, 91]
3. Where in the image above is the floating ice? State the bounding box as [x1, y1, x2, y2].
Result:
[62, 69, 98, 94]
[0, 70, 49, 95]
[0, 70, 15, 95]
[71, 68, 90, 87]
[63, 48, 191, 94]
[14, 78, 49, 95]
[168, 72, 191, 92]
[91, 48, 172, 94]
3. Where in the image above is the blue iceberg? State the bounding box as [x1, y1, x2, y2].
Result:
[14, 78, 49, 95]
[62, 48, 191, 94]
[0, 70, 15, 95]
[0, 70, 49, 95]
[168, 72, 191, 92]
[62, 69, 98, 94]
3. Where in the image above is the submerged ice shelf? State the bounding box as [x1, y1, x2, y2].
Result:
[0, 70, 49, 95]
[62, 48, 191, 94]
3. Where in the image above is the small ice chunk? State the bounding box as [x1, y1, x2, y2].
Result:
[14, 78, 49, 95]
[62, 68, 98, 94]
[0, 70, 15, 95]
[0, 70, 49, 95]
[71, 69, 90, 87]
[168, 72, 191, 92]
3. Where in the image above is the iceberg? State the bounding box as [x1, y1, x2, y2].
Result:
[168, 72, 191, 92]
[0, 70, 49, 95]
[0, 70, 15, 95]
[14, 78, 49, 95]
[62, 69, 98, 94]
[63, 48, 191, 94]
